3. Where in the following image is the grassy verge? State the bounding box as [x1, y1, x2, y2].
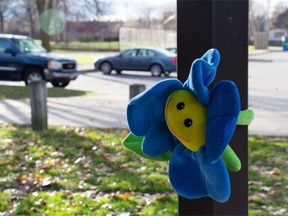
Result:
[248, 136, 288, 216]
[0, 124, 177, 215]
[0, 124, 287, 215]
[51, 52, 107, 66]
[51, 41, 119, 52]
[0, 85, 95, 100]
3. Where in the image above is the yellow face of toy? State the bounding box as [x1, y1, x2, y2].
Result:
[165, 90, 207, 152]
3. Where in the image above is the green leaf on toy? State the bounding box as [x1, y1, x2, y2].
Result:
[237, 108, 254, 125]
[122, 132, 171, 161]
[221, 145, 241, 172]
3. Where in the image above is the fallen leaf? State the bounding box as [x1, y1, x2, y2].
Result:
[117, 193, 130, 200]
[121, 130, 129, 137]
[17, 174, 28, 182]
[34, 173, 44, 182]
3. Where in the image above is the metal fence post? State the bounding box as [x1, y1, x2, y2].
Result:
[29, 80, 48, 131]
[177, 0, 248, 215]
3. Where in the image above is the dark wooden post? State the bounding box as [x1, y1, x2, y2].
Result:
[29, 80, 48, 131]
[129, 84, 146, 99]
[177, 0, 248, 215]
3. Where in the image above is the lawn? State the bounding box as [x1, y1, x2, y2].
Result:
[248, 136, 288, 216]
[0, 124, 287, 215]
[0, 85, 95, 100]
[35, 40, 119, 52]
[51, 51, 106, 66]
[0, 125, 177, 215]
[51, 41, 119, 52]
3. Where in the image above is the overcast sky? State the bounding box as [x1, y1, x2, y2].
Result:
[101, 0, 288, 21]
[103, 0, 175, 21]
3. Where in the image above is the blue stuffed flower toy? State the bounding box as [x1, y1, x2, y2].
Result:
[122, 48, 254, 203]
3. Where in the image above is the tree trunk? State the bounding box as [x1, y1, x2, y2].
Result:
[27, 3, 35, 37]
[36, 0, 54, 52]
[41, 31, 51, 52]
[0, 14, 4, 32]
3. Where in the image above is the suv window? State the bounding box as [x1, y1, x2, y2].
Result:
[0, 38, 12, 54]
[13, 38, 46, 54]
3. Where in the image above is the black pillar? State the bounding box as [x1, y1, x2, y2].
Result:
[177, 0, 248, 215]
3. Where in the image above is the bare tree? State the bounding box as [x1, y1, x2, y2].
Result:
[161, 2, 176, 30]
[249, 0, 268, 43]
[136, 5, 158, 28]
[84, 0, 110, 20]
[271, 2, 288, 30]
[19, 1, 38, 37]
[274, 9, 288, 31]
[0, 0, 11, 32]
[35, 0, 55, 51]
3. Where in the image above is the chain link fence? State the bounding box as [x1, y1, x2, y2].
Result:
[119, 27, 176, 51]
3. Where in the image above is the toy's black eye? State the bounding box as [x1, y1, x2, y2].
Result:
[177, 102, 185, 110]
[184, 118, 193, 127]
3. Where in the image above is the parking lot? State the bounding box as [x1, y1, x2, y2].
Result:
[0, 50, 288, 136]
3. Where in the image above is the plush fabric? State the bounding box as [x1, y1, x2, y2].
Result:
[222, 145, 241, 172]
[165, 89, 207, 152]
[122, 132, 171, 161]
[124, 48, 245, 203]
[183, 49, 220, 105]
[169, 144, 230, 202]
[237, 108, 254, 125]
[205, 80, 240, 163]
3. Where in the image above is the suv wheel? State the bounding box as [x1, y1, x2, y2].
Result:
[100, 62, 112, 74]
[150, 64, 163, 77]
[24, 69, 44, 85]
[51, 81, 70, 88]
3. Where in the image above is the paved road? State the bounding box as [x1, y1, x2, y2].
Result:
[249, 50, 288, 136]
[0, 69, 174, 128]
[0, 50, 287, 137]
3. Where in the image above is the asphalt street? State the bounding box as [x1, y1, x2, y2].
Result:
[248, 50, 288, 136]
[0, 50, 287, 137]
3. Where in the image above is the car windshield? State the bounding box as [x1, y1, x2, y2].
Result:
[14, 38, 47, 54]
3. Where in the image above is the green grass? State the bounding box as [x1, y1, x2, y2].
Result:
[0, 124, 287, 215]
[71, 54, 96, 65]
[0, 125, 177, 215]
[51, 52, 101, 66]
[248, 136, 288, 216]
[51, 41, 119, 51]
[36, 40, 119, 51]
[0, 85, 95, 100]
[36, 39, 120, 65]
[249, 45, 255, 51]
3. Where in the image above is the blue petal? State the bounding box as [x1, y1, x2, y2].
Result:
[205, 81, 240, 164]
[197, 149, 231, 202]
[184, 49, 220, 105]
[127, 79, 183, 136]
[169, 145, 231, 202]
[200, 48, 220, 86]
[142, 120, 178, 157]
[169, 145, 207, 199]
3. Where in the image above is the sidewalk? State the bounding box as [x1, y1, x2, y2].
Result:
[249, 46, 283, 55]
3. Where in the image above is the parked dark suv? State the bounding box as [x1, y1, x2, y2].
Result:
[0, 34, 77, 87]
